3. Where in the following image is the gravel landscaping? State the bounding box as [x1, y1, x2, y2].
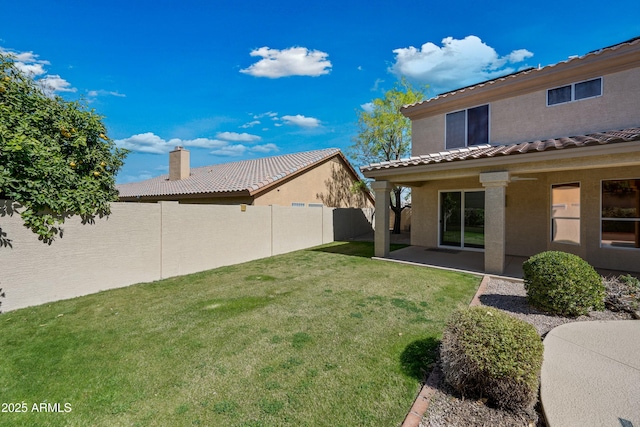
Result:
[420, 277, 635, 427]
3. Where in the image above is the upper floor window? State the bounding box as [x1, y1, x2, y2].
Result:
[445, 104, 489, 149]
[547, 77, 602, 106]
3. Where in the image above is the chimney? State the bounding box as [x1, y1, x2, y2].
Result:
[169, 146, 190, 180]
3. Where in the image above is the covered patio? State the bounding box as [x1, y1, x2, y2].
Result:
[362, 131, 640, 276]
[379, 245, 526, 279]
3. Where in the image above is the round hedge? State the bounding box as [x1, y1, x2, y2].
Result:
[523, 251, 604, 316]
[440, 306, 543, 414]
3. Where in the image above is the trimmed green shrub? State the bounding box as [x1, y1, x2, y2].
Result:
[523, 251, 605, 316]
[440, 307, 543, 414]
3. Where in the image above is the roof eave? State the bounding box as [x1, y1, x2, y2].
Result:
[118, 189, 252, 201]
[362, 140, 640, 181]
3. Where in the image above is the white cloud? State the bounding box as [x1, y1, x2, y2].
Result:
[281, 114, 321, 128]
[1, 47, 77, 94]
[507, 49, 534, 63]
[38, 75, 76, 93]
[210, 144, 248, 157]
[240, 46, 332, 78]
[251, 143, 278, 153]
[115, 132, 277, 157]
[389, 35, 534, 93]
[241, 120, 261, 128]
[15, 62, 47, 76]
[115, 132, 230, 154]
[211, 142, 279, 157]
[360, 102, 375, 113]
[88, 89, 126, 98]
[215, 131, 261, 142]
[371, 78, 384, 91]
[252, 111, 278, 119]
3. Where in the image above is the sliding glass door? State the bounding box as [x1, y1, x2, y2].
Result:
[439, 191, 485, 249]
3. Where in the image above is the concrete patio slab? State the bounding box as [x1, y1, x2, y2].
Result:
[379, 245, 527, 279]
[541, 320, 640, 427]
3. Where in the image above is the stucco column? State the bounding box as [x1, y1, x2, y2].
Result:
[371, 180, 393, 258]
[480, 171, 510, 275]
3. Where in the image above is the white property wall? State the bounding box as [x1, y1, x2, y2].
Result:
[0, 201, 373, 312]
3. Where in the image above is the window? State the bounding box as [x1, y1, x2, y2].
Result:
[547, 77, 602, 106]
[551, 183, 580, 244]
[445, 104, 489, 149]
[439, 190, 485, 249]
[291, 202, 305, 207]
[601, 179, 640, 249]
[308, 203, 324, 208]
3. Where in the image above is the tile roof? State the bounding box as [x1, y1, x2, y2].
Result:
[361, 128, 640, 173]
[117, 148, 343, 198]
[402, 36, 640, 112]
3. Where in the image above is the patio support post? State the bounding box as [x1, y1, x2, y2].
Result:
[372, 180, 393, 258]
[480, 171, 510, 275]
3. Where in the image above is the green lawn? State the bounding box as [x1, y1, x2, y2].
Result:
[0, 242, 480, 427]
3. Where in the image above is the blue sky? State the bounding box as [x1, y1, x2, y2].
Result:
[2, 0, 639, 184]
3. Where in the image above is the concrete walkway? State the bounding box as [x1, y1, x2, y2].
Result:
[541, 320, 640, 427]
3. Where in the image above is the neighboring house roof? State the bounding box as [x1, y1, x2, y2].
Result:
[118, 148, 358, 198]
[361, 128, 640, 173]
[402, 36, 640, 116]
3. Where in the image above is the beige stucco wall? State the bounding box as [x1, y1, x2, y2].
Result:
[333, 208, 375, 240]
[412, 67, 640, 155]
[159, 202, 274, 278]
[0, 202, 162, 312]
[409, 165, 640, 273]
[0, 202, 372, 312]
[254, 157, 373, 208]
[271, 205, 324, 255]
[492, 68, 640, 145]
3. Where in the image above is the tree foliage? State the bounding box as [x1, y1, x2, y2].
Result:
[0, 52, 128, 243]
[350, 79, 426, 233]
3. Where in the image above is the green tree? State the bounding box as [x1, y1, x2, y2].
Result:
[350, 79, 426, 234]
[0, 52, 128, 243]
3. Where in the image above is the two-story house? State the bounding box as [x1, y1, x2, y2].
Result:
[362, 37, 640, 275]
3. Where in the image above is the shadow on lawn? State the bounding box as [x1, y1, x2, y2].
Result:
[399, 336, 440, 381]
[311, 241, 408, 258]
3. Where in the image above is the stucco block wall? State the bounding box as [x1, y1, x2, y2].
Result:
[0, 201, 162, 312]
[1, 202, 372, 312]
[271, 206, 324, 255]
[412, 67, 640, 155]
[160, 202, 273, 278]
[333, 208, 374, 240]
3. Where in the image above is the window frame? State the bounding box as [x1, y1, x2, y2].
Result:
[445, 104, 490, 149]
[437, 188, 486, 252]
[550, 182, 581, 245]
[547, 77, 603, 106]
[600, 178, 640, 250]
